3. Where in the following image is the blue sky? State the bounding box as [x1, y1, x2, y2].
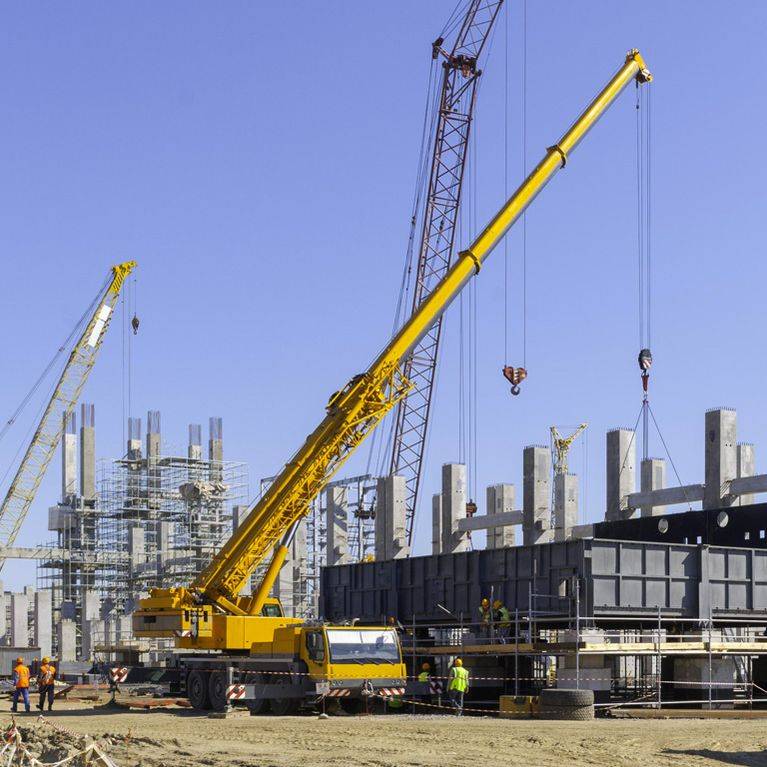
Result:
[1, 2, 766, 589]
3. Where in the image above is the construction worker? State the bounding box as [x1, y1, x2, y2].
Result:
[493, 599, 511, 642]
[448, 658, 469, 715]
[37, 656, 56, 712]
[478, 598, 491, 637]
[11, 657, 30, 713]
[417, 661, 433, 707]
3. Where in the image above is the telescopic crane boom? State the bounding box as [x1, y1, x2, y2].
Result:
[136, 51, 651, 638]
[0, 261, 136, 570]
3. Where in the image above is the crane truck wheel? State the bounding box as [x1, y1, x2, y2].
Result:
[208, 671, 228, 712]
[187, 670, 211, 711]
[247, 699, 267, 716]
[269, 698, 300, 716]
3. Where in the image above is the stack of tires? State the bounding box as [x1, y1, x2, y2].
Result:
[539, 688, 594, 720]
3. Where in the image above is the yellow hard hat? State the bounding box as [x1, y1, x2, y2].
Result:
[421, 662, 430, 671]
[481, 598, 489, 607]
[15, 657, 23, 664]
[493, 599, 502, 609]
[42, 657, 50, 664]
[454, 658, 463, 667]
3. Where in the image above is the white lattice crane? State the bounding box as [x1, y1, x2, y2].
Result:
[0, 261, 136, 570]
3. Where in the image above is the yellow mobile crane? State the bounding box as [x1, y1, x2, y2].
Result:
[134, 51, 651, 713]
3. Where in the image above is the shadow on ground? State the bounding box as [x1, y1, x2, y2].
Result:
[664, 748, 767, 766]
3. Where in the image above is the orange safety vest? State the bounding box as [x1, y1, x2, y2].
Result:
[14, 664, 30, 689]
[38, 664, 55, 686]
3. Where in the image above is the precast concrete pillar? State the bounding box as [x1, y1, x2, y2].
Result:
[523, 446, 551, 545]
[640, 458, 666, 517]
[441, 464, 469, 554]
[486, 484, 515, 549]
[704, 408, 737, 509]
[606, 428, 636, 520]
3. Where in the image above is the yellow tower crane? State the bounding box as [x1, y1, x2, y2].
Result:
[0, 261, 136, 571]
[550, 423, 588, 476]
[134, 51, 652, 714]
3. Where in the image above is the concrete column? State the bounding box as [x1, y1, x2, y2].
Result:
[62, 412, 77, 502]
[117, 615, 132, 643]
[10, 594, 28, 648]
[554, 474, 578, 540]
[33, 591, 52, 659]
[523, 445, 551, 545]
[57, 619, 77, 662]
[129, 525, 146, 571]
[737, 443, 756, 506]
[146, 410, 161, 459]
[188, 423, 202, 461]
[208, 417, 223, 483]
[157, 521, 173, 553]
[80, 590, 100, 660]
[375, 475, 409, 561]
[640, 458, 666, 517]
[441, 464, 469, 554]
[431, 494, 442, 555]
[704, 408, 737, 509]
[127, 416, 142, 460]
[79, 403, 96, 501]
[486, 484, 515, 549]
[326, 487, 350, 566]
[606, 428, 636, 520]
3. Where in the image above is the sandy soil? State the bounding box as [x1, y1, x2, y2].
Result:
[2, 700, 767, 767]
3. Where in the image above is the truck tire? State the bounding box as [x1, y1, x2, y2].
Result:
[248, 699, 267, 715]
[208, 671, 228, 712]
[269, 698, 300, 716]
[539, 688, 594, 708]
[187, 670, 211, 711]
[540, 705, 594, 720]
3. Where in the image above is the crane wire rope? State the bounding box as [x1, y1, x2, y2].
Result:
[0, 276, 110, 445]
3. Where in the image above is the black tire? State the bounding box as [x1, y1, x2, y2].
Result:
[269, 698, 300, 716]
[540, 705, 594, 721]
[248, 699, 267, 716]
[208, 671, 228, 712]
[540, 688, 594, 708]
[187, 670, 211, 711]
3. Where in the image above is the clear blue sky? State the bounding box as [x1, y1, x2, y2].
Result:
[1, 2, 766, 589]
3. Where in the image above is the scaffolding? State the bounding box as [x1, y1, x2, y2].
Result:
[37, 410, 248, 658]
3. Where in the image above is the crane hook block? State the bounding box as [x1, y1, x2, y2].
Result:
[131, 314, 140, 335]
[638, 348, 653, 371]
[502, 366, 527, 396]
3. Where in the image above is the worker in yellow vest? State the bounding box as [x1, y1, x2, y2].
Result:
[448, 658, 469, 715]
[11, 657, 30, 713]
[37, 656, 56, 712]
[478, 598, 491, 637]
[493, 599, 511, 642]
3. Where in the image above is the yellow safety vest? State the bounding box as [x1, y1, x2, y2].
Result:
[449, 666, 469, 693]
[418, 671, 430, 682]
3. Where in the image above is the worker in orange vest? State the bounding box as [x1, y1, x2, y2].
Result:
[11, 657, 30, 713]
[36, 656, 56, 712]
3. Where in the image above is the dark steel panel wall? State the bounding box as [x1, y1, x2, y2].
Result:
[321, 538, 767, 624]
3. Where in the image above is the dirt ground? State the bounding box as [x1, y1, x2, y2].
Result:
[2, 700, 767, 767]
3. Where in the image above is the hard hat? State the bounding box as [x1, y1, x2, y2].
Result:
[454, 658, 463, 667]
[493, 599, 502, 609]
[388, 616, 396, 624]
[421, 662, 430, 671]
[481, 598, 489, 607]
[42, 657, 50, 664]
[15, 657, 23, 664]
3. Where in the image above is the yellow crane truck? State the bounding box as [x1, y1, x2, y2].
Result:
[133, 50, 651, 714]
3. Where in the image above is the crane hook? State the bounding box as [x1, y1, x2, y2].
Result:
[131, 314, 140, 335]
[502, 366, 527, 396]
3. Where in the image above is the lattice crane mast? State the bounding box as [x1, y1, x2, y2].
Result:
[389, 0, 504, 546]
[0, 261, 136, 570]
